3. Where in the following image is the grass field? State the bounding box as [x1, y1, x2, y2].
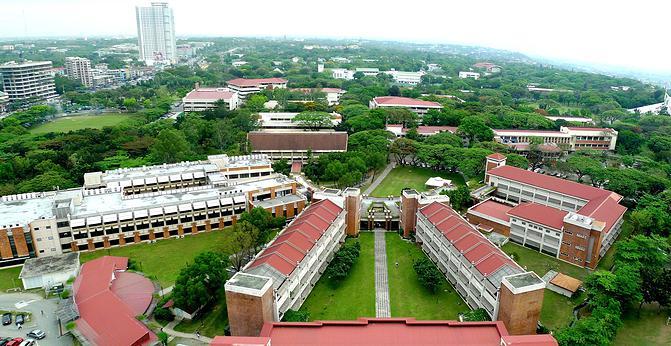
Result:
[30, 113, 142, 134]
[174, 291, 229, 337]
[79, 229, 232, 287]
[0, 266, 23, 292]
[386, 233, 467, 319]
[300, 234, 376, 320]
[370, 166, 466, 197]
[501, 242, 591, 281]
[614, 304, 671, 345]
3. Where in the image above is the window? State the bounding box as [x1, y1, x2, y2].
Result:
[48, 236, 53, 240]
[39, 250, 45, 253]
[36, 238, 42, 241]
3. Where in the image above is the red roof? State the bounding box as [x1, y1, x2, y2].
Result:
[487, 153, 507, 161]
[508, 203, 568, 230]
[211, 318, 558, 346]
[373, 96, 442, 108]
[468, 200, 512, 224]
[419, 202, 520, 277]
[248, 131, 348, 152]
[183, 87, 236, 101]
[73, 256, 155, 346]
[228, 78, 288, 87]
[247, 199, 343, 276]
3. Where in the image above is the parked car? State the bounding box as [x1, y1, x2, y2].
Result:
[4, 338, 22, 346]
[0, 337, 13, 346]
[26, 330, 45, 340]
[1, 313, 11, 326]
[18, 339, 35, 346]
[14, 314, 24, 326]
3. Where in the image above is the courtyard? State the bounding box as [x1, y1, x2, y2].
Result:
[370, 166, 465, 197]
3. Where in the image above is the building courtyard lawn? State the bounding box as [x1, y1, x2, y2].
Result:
[370, 166, 466, 197]
[30, 113, 142, 134]
[0, 266, 23, 292]
[386, 233, 467, 319]
[300, 233, 376, 320]
[614, 304, 671, 345]
[174, 291, 229, 337]
[79, 228, 233, 287]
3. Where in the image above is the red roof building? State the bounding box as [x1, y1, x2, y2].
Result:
[227, 78, 288, 99]
[211, 318, 557, 346]
[369, 96, 443, 115]
[248, 130, 348, 160]
[386, 124, 457, 137]
[183, 87, 239, 111]
[72, 256, 156, 346]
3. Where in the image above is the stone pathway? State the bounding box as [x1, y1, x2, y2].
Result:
[374, 229, 391, 317]
[364, 162, 395, 195]
[163, 319, 212, 344]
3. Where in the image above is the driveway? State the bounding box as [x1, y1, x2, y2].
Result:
[0, 293, 71, 345]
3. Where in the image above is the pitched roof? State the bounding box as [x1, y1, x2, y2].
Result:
[248, 131, 348, 152]
[508, 203, 568, 230]
[373, 96, 442, 108]
[468, 199, 512, 223]
[183, 87, 236, 101]
[72, 256, 155, 346]
[227, 78, 288, 87]
[247, 199, 343, 277]
[487, 153, 507, 160]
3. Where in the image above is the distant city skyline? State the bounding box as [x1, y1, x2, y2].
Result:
[1, 0, 670, 74]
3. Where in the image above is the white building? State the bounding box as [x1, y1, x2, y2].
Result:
[322, 88, 346, 105]
[136, 2, 177, 64]
[458, 71, 480, 79]
[493, 126, 618, 152]
[385, 70, 426, 85]
[0, 91, 9, 113]
[369, 96, 443, 115]
[317, 63, 324, 73]
[183, 85, 239, 111]
[258, 112, 341, 129]
[331, 68, 354, 80]
[0, 61, 57, 102]
[355, 67, 380, 76]
[227, 78, 288, 99]
[19, 252, 80, 289]
[65, 57, 94, 88]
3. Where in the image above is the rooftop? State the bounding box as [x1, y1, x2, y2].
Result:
[468, 199, 512, 223]
[508, 203, 568, 230]
[372, 96, 443, 108]
[19, 252, 80, 279]
[248, 131, 348, 152]
[227, 77, 288, 87]
[183, 87, 236, 101]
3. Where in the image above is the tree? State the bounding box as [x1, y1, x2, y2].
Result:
[389, 138, 417, 165]
[457, 117, 494, 144]
[123, 97, 140, 112]
[505, 153, 529, 169]
[423, 132, 462, 147]
[150, 129, 191, 163]
[272, 159, 291, 176]
[292, 111, 333, 130]
[566, 155, 601, 183]
[239, 208, 284, 245]
[388, 85, 401, 96]
[282, 309, 310, 322]
[246, 94, 268, 112]
[172, 252, 229, 312]
[443, 185, 471, 211]
[222, 221, 259, 271]
[325, 241, 361, 283]
[413, 257, 442, 293]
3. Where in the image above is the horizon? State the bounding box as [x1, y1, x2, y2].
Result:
[1, 0, 670, 76]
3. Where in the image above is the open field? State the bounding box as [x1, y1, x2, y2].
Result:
[80, 229, 232, 287]
[174, 291, 229, 337]
[0, 266, 23, 292]
[300, 234, 376, 320]
[370, 166, 465, 197]
[30, 113, 142, 134]
[386, 233, 467, 319]
[614, 304, 671, 345]
[501, 242, 591, 281]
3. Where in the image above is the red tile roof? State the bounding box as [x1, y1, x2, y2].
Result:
[468, 199, 512, 223]
[73, 256, 155, 346]
[248, 131, 348, 152]
[211, 318, 558, 346]
[247, 199, 343, 277]
[508, 203, 568, 230]
[227, 78, 288, 87]
[183, 87, 236, 101]
[373, 96, 442, 108]
[487, 153, 507, 160]
[419, 202, 520, 277]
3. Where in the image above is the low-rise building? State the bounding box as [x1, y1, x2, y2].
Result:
[493, 126, 618, 152]
[183, 85, 239, 111]
[227, 78, 288, 99]
[386, 124, 457, 137]
[473, 62, 501, 73]
[258, 112, 341, 129]
[248, 130, 348, 160]
[466, 154, 627, 269]
[385, 70, 425, 85]
[321, 87, 346, 105]
[19, 252, 80, 290]
[355, 67, 380, 76]
[458, 71, 480, 79]
[331, 68, 354, 80]
[369, 96, 443, 115]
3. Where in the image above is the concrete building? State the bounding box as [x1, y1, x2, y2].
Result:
[65, 57, 94, 88]
[473, 62, 501, 74]
[226, 199, 347, 336]
[331, 68, 354, 80]
[0, 91, 8, 112]
[414, 201, 546, 335]
[493, 126, 618, 152]
[385, 70, 426, 85]
[227, 78, 288, 100]
[212, 318, 557, 346]
[355, 67, 380, 76]
[19, 252, 79, 290]
[0, 155, 307, 267]
[466, 154, 627, 269]
[458, 71, 481, 79]
[183, 84, 239, 112]
[321, 87, 346, 105]
[247, 130, 348, 160]
[369, 96, 443, 115]
[257, 112, 341, 129]
[386, 124, 457, 137]
[136, 2, 177, 64]
[0, 61, 57, 102]
[399, 189, 450, 237]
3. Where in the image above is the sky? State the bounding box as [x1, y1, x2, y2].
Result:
[1, 0, 670, 74]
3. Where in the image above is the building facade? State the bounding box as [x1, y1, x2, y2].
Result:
[458, 71, 480, 79]
[183, 85, 239, 112]
[493, 126, 618, 152]
[227, 78, 288, 100]
[65, 57, 94, 88]
[247, 130, 348, 160]
[369, 96, 443, 115]
[0, 61, 57, 102]
[136, 2, 177, 64]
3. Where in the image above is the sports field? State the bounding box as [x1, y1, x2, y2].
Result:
[30, 113, 142, 134]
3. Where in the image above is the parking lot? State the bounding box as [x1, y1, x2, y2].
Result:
[0, 293, 71, 346]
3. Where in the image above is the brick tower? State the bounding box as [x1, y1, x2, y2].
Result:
[485, 153, 507, 183]
[400, 189, 420, 237]
[225, 273, 277, 336]
[343, 187, 361, 236]
[496, 272, 545, 335]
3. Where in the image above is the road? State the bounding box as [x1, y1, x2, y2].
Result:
[0, 293, 70, 345]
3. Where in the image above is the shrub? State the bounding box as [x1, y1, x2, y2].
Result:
[413, 258, 442, 293]
[153, 307, 174, 322]
[282, 309, 310, 322]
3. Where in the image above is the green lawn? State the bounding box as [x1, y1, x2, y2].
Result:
[386, 233, 467, 319]
[0, 266, 23, 292]
[370, 166, 466, 197]
[30, 113, 142, 134]
[174, 291, 228, 337]
[541, 290, 584, 330]
[614, 304, 671, 345]
[79, 229, 233, 287]
[300, 234, 376, 320]
[501, 242, 591, 281]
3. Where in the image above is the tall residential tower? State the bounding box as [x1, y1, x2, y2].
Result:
[135, 2, 176, 65]
[0, 61, 56, 102]
[65, 57, 93, 88]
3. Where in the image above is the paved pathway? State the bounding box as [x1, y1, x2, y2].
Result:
[374, 229, 391, 317]
[364, 162, 395, 195]
[163, 319, 212, 344]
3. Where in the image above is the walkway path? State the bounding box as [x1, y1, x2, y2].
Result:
[374, 229, 391, 318]
[163, 319, 212, 344]
[364, 162, 395, 195]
